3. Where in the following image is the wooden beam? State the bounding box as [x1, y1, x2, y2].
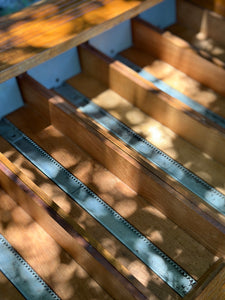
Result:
[188, 0, 225, 17]
[184, 258, 225, 300]
[77, 44, 225, 167]
[0, 153, 148, 300]
[0, 188, 114, 300]
[0, 0, 162, 83]
[131, 18, 225, 96]
[17, 73, 52, 122]
[49, 93, 225, 257]
[0, 271, 25, 300]
[176, 0, 225, 46]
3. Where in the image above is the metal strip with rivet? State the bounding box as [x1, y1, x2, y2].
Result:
[115, 54, 225, 130]
[55, 83, 225, 216]
[0, 118, 196, 297]
[0, 235, 60, 300]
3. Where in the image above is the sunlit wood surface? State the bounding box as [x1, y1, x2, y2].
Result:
[0, 84, 218, 299]
[168, 0, 225, 67]
[0, 0, 161, 83]
[189, 0, 225, 17]
[0, 189, 113, 300]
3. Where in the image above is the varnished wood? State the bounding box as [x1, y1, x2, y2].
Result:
[17, 73, 52, 122]
[196, 265, 225, 299]
[175, 0, 225, 47]
[49, 92, 225, 257]
[0, 0, 162, 84]
[119, 47, 225, 119]
[77, 43, 225, 166]
[1, 1, 225, 297]
[189, 0, 225, 17]
[184, 259, 225, 300]
[168, 0, 225, 66]
[0, 153, 148, 300]
[0, 272, 25, 300]
[131, 18, 225, 96]
[16, 74, 219, 282]
[0, 188, 113, 300]
[75, 44, 225, 200]
[1, 108, 186, 299]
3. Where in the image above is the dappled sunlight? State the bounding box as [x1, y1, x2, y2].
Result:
[125, 108, 146, 125]
[167, 2, 225, 63]
[147, 126, 163, 145]
[129, 260, 152, 286]
[0, 87, 220, 299]
[121, 45, 225, 119]
[1, 35, 224, 297]
[116, 47, 225, 198]
[0, 0, 148, 81]
[0, 190, 113, 300]
[93, 89, 123, 109]
[91, 165, 119, 193]
[67, 60, 225, 206]
[92, 87, 179, 154]
[193, 34, 225, 56]
[100, 237, 118, 257]
[143, 58, 222, 111]
[114, 198, 137, 218]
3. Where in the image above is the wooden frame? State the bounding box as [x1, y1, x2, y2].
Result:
[175, 0, 225, 46]
[168, 0, 225, 68]
[0, 0, 162, 84]
[0, 153, 148, 300]
[13, 70, 225, 298]
[131, 18, 225, 96]
[188, 0, 225, 17]
[77, 43, 225, 166]
[15, 50, 225, 257]
[50, 89, 225, 256]
[184, 259, 225, 299]
[1, 1, 225, 298]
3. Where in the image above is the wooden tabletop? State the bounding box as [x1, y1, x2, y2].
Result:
[0, 0, 161, 84]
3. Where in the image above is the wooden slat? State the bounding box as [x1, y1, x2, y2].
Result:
[77, 43, 225, 166]
[0, 272, 25, 300]
[184, 259, 225, 300]
[0, 153, 147, 300]
[168, 0, 225, 67]
[0, 188, 113, 300]
[119, 46, 225, 119]
[0, 0, 162, 84]
[2, 94, 189, 298]
[1, 133, 160, 299]
[17, 73, 52, 122]
[48, 93, 225, 257]
[15, 74, 220, 285]
[75, 44, 225, 203]
[196, 266, 225, 299]
[189, 0, 225, 17]
[176, 0, 225, 47]
[131, 18, 225, 96]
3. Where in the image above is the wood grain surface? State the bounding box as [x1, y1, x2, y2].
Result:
[0, 0, 161, 83]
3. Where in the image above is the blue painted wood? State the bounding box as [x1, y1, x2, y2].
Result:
[89, 20, 132, 57]
[28, 47, 81, 89]
[89, 0, 176, 57]
[0, 78, 24, 119]
[139, 0, 176, 29]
